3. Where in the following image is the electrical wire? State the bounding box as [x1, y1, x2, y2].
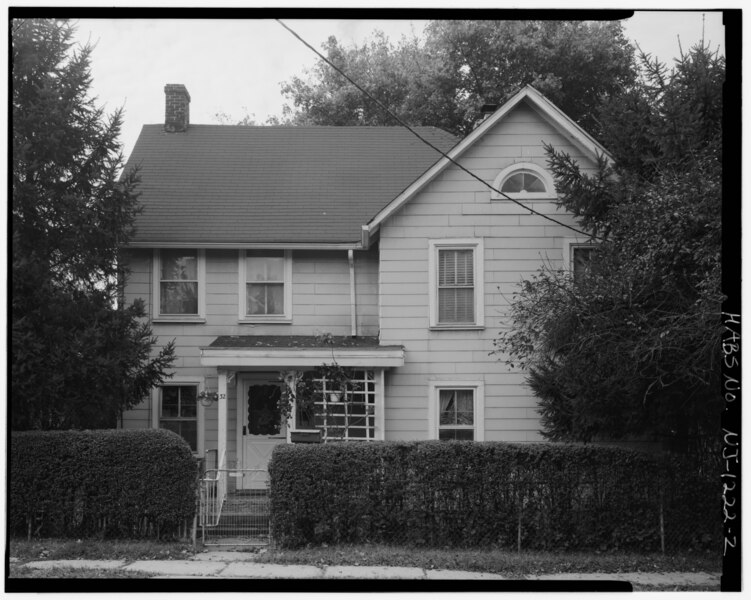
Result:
[276, 19, 601, 241]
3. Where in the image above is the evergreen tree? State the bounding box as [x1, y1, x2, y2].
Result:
[11, 18, 174, 430]
[496, 45, 725, 457]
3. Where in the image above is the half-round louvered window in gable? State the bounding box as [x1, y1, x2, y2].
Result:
[491, 162, 556, 200]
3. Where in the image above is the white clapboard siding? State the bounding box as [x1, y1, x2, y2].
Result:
[379, 100, 597, 443]
[120, 246, 379, 457]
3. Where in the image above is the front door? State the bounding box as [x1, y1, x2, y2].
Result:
[240, 378, 286, 489]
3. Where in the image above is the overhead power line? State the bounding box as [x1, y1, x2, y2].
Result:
[276, 19, 600, 241]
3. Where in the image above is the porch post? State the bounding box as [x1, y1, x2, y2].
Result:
[217, 368, 228, 465]
[376, 368, 386, 441]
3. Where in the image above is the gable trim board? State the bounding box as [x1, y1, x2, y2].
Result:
[365, 85, 612, 239]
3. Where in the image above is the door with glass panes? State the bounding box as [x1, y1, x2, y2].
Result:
[239, 375, 286, 489]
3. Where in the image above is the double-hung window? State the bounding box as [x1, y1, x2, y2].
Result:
[429, 239, 484, 328]
[159, 385, 198, 451]
[153, 249, 205, 320]
[239, 250, 292, 321]
[429, 381, 485, 441]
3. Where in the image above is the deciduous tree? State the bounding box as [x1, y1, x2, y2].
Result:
[281, 21, 636, 136]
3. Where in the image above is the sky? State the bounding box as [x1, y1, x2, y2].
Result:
[63, 11, 727, 161]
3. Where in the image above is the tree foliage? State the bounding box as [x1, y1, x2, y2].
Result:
[281, 21, 636, 136]
[496, 45, 725, 451]
[11, 19, 175, 430]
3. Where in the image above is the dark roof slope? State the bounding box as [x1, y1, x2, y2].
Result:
[124, 125, 458, 245]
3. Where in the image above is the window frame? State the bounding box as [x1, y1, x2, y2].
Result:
[428, 238, 484, 329]
[291, 370, 379, 442]
[562, 238, 598, 281]
[428, 380, 485, 441]
[491, 162, 556, 200]
[238, 250, 292, 323]
[151, 377, 205, 455]
[152, 249, 206, 322]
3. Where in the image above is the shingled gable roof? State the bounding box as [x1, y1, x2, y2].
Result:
[124, 124, 458, 247]
[366, 85, 614, 236]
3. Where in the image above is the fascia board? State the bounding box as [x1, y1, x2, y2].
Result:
[126, 241, 364, 250]
[200, 347, 405, 368]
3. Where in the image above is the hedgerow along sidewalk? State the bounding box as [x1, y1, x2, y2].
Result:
[15, 553, 721, 586]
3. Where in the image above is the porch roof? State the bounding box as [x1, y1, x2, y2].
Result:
[200, 336, 404, 368]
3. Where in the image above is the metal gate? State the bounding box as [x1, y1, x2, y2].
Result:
[200, 463, 270, 546]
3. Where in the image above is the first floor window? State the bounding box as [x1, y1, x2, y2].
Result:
[438, 389, 475, 440]
[430, 381, 485, 441]
[294, 370, 377, 441]
[159, 386, 197, 451]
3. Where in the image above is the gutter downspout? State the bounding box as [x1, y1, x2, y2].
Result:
[348, 249, 357, 337]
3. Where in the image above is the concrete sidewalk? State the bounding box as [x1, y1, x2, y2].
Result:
[17, 553, 721, 586]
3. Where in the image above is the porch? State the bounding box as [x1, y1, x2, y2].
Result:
[197, 335, 404, 544]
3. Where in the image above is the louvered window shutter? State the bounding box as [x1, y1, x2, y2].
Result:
[438, 249, 475, 323]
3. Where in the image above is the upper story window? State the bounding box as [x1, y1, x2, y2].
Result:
[428, 239, 484, 329]
[153, 249, 206, 321]
[491, 162, 556, 200]
[563, 238, 598, 284]
[239, 250, 292, 322]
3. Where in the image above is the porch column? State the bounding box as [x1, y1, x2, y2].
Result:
[376, 369, 386, 440]
[217, 368, 228, 465]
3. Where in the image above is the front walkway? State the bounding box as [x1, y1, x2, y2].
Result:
[15, 554, 722, 587]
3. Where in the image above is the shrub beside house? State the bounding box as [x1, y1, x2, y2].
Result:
[10, 429, 197, 539]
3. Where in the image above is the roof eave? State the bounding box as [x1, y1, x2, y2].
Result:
[200, 346, 405, 368]
[125, 241, 365, 250]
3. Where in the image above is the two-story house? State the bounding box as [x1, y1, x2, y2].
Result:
[121, 83, 608, 485]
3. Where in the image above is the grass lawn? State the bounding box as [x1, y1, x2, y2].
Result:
[8, 537, 721, 580]
[251, 544, 721, 576]
[9, 566, 152, 579]
[9, 538, 196, 563]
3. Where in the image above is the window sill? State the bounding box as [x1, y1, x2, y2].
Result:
[153, 316, 206, 324]
[239, 317, 292, 324]
[429, 325, 485, 331]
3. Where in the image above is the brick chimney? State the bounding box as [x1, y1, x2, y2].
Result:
[164, 84, 190, 132]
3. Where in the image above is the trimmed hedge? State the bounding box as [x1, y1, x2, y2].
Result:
[268, 441, 719, 551]
[10, 429, 198, 539]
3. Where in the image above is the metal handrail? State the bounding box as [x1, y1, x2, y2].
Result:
[199, 448, 227, 527]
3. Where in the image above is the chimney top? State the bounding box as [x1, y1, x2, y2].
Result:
[480, 103, 498, 116]
[164, 84, 190, 133]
